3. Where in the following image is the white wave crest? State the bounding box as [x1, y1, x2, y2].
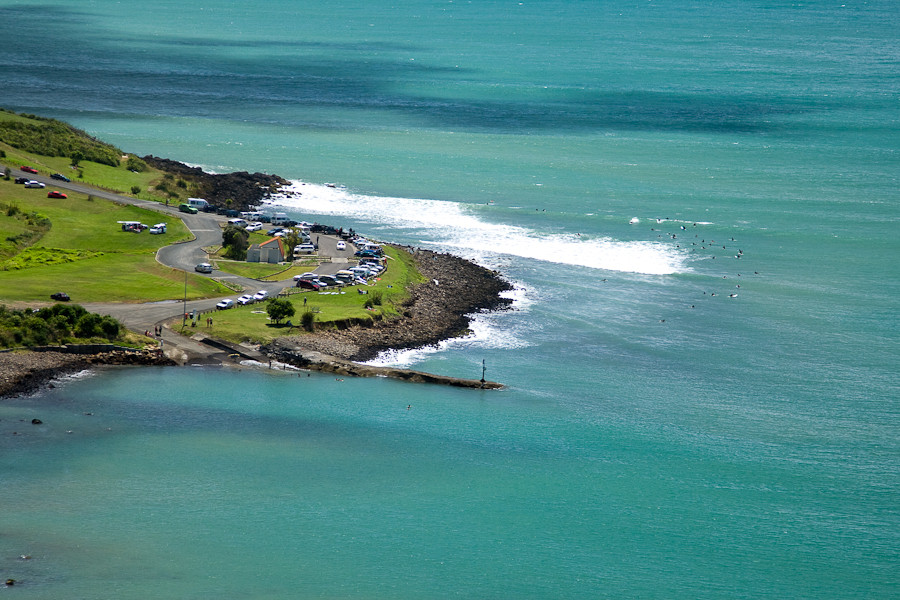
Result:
[363, 309, 532, 368]
[267, 181, 686, 275]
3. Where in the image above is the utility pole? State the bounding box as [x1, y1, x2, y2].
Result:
[182, 270, 187, 328]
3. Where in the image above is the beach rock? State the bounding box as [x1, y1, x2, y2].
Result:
[0, 349, 176, 399]
[266, 247, 513, 362]
[141, 156, 287, 210]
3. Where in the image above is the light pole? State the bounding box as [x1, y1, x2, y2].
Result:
[182, 270, 187, 328]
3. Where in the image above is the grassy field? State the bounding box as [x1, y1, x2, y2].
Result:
[179, 246, 425, 345]
[1, 108, 429, 338]
[1, 109, 200, 204]
[0, 178, 230, 303]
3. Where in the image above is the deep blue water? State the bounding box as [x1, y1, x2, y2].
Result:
[1, 0, 898, 597]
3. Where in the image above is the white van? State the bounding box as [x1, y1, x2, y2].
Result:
[271, 212, 289, 226]
[187, 198, 209, 210]
[293, 244, 316, 255]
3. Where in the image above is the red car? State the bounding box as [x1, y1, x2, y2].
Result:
[20, 166, 38, 174]
[47, 190, 68, 199]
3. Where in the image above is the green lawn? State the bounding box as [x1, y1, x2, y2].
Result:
[0, 107, 198, 204]
[0, 179, 229, 302]
[0, 253, 226, 303]
[180, 246, 424, 345]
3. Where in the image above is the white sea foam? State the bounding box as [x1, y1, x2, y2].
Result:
[363, 307, 533, 368]
[267, 181, 687, 275]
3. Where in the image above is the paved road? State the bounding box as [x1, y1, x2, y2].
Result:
[4, 161, 358, 361]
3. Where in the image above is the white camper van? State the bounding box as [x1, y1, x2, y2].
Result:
[187, 198, 209, 210]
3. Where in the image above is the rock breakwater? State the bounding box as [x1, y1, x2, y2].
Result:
[0, 349, 175, 399]
[270, 247, 515, 362]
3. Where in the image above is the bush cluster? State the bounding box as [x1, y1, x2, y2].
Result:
[2, 247, 104, 271]
[0, 116, 122, 167]
[0, 304, 121, 348]
[222, 225, 249, 260]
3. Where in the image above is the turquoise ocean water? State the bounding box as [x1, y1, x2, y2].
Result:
[1, 0, 898, 597]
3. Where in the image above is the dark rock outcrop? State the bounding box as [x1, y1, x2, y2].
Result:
[141, 155, 288, 211]
[266, 247, 515, 362]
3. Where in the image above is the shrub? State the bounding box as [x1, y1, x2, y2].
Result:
[125, 155, 147, 172]
[176, 179, 187, 189]
[371, 290, 383, 306]
[130, 186, 141, 195]
[300, 309, 315, 332]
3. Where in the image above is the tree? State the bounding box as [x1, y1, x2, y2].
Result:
[70, 150, 84, 167]
[281, 229, 301, 262]
[222, 224, 250, 260]
[266, 298, 295, 325]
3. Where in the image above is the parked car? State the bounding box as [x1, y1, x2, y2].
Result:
[294, 244, 316, 255]
[20, 166, 38, 174]
[195, 263, 213, 273]
[246, 222, 263, 232]
[14, 177, 28, 184]
[24, 180, 45, 189]
[179, 203, 198, 214]
[253, 290, 269, 302]
[50, 292, 70, 302]
[296, 279, 321, 291]
[316, 275, 341, 287]
[294, 272, 318, 281]
[47, 190, 67, 199]
[216, 298, 235, 310]
[336, 241, 346, 250]
[149, 223, 167, 234]
[50, 173, 71, 182]
[266, 227, 284, 236]
[237, 294, 255, 305]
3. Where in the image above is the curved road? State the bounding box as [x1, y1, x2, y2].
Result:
[3, 162, 357, 361]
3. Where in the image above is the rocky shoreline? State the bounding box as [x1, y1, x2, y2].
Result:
[1, 247, 515, 397]
[141, 155, 288, 211]
[0, 350, 175, 399]
[264, 247, 515, 362]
